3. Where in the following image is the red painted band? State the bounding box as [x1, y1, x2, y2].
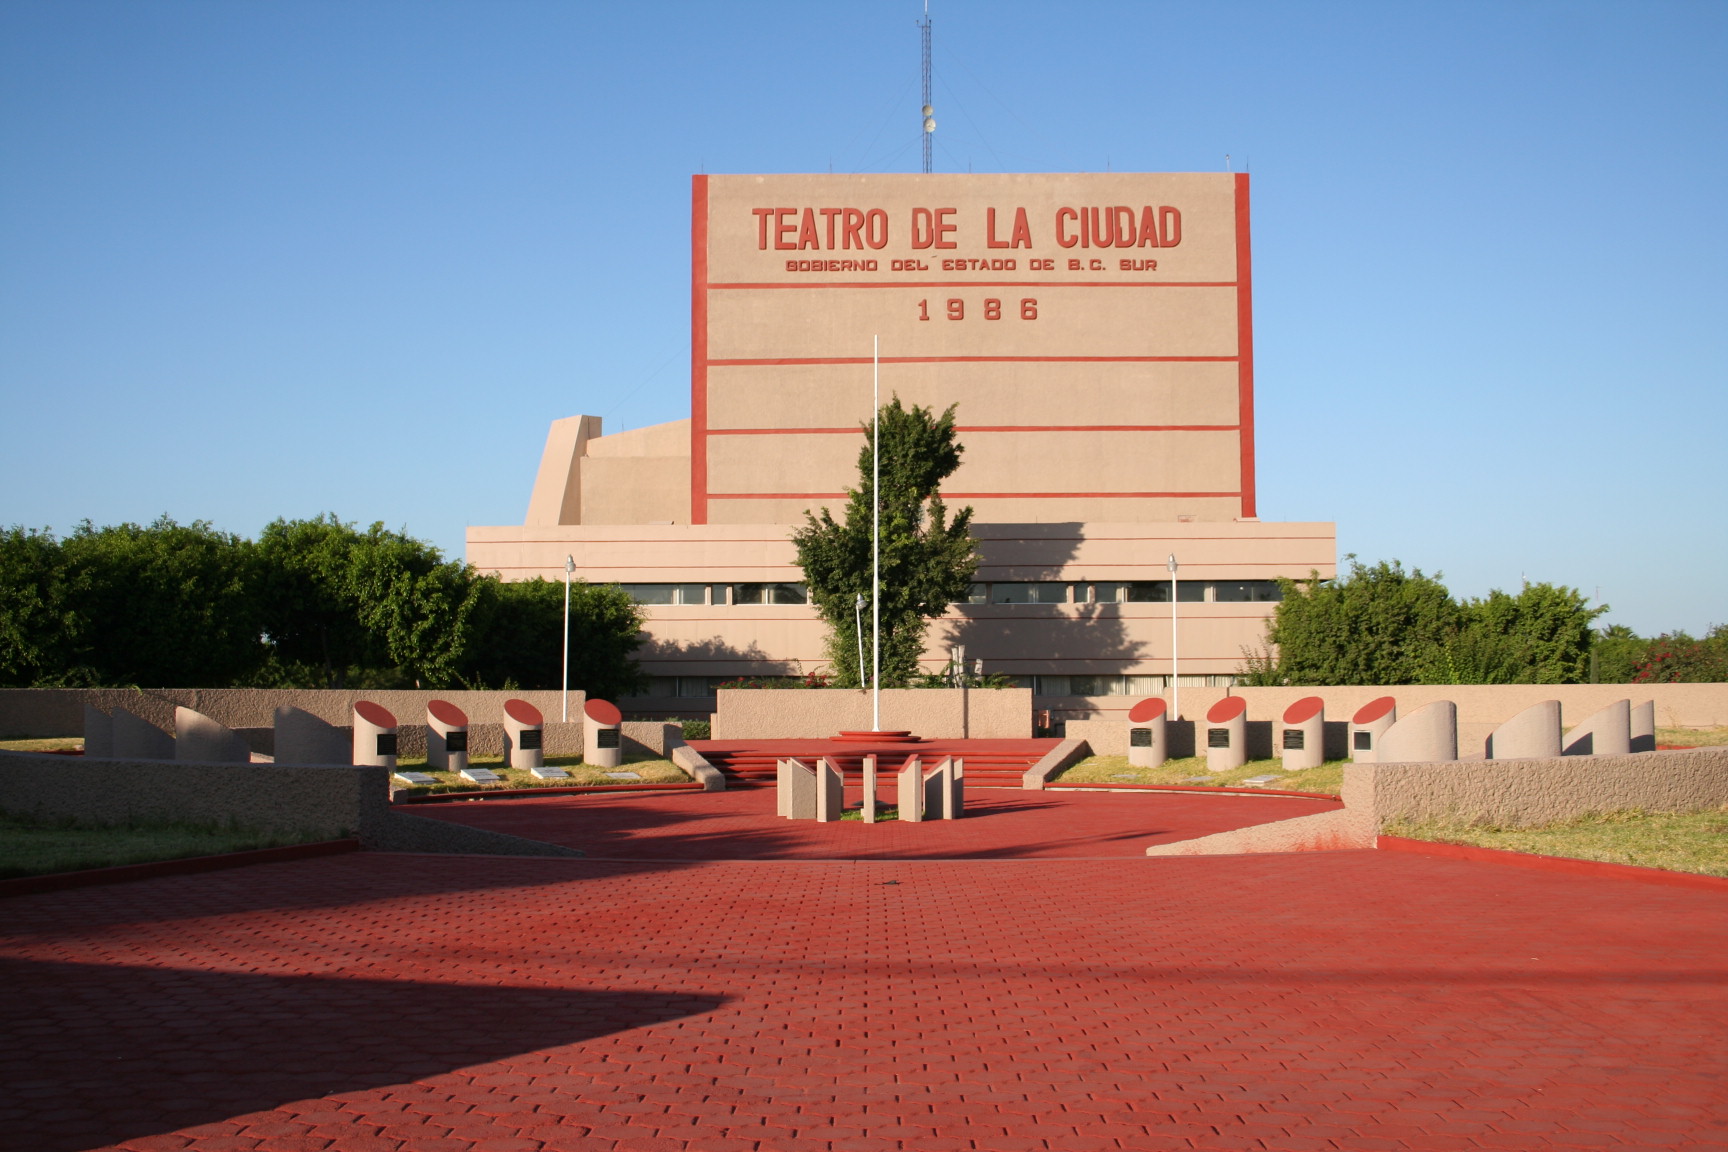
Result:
[706, 424, 1241, 435]
[1235, 172, 1258, 519]
[1284, 696, 1324, 724]
[1377, 836, 1728, 892]
[709, 355, 1237, 366]
[691, 175, 710, 524]
[1128, 697, 1167, 723]
[707, 280, 1239, 290]
[706, 490, 1243, 500]
[1354, 696, 1397, 725]
[1206, 696, 1248, 723]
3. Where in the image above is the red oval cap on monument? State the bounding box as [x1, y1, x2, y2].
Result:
[504, 698, 543, 726]
[1283, 696, 1324, 724]
[1353, 696, 1396, 725]
[1206, 696, 1247, 723]
[584, 698, 622, 726]
[1128, 697, 1167, 723]
[354, 700, 396, 729]
[427, 699, 467, 727]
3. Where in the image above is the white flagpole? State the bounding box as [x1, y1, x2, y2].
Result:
[872, 335, 881, 732]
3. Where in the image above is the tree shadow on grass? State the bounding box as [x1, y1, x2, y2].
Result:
[0, 956, 726, 1152]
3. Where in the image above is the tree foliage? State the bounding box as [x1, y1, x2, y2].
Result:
[1249, 557, 1609, 686]
[792, 397, 980, 687]
[461, 576, 646, 698]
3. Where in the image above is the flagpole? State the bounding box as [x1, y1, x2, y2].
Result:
[872, 335, 881, 732]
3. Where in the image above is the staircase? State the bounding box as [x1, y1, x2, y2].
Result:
[688, 738, 1061, 789]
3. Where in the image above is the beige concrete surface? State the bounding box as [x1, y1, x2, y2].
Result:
[274, 706, 350, 766]
[816, 758, 844, 822]
[1132, 713, 1170, 768]
[897, 755, 925, 822]
[81, 706, 112, 758]
[1280, 698, 1324, 771]
[1564, 699, 1631, 757]
[525, 414, 600, 526]
[1486, 700, 1562, 760]
[778, 758, 817, 819]
[582, 705, 622, 769]
[174, 706, 249, 765]
[112, 707, 174, 761]
[352, 703, 398, 768]
[861, 754, 878, 822]
[668, 739, 725, 791]
[425, 701, 468, 773]
[1021, 738, 1090, 790]
[1631, 699, 1656, 753]
[713, 687, 1030, 740]
[502, 700, 544, 771]
[1379, 701, 1458, 764]
[1205, 703, 1247, 773]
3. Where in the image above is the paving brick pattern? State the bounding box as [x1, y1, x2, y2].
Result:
[1, 794, 1724, 1151]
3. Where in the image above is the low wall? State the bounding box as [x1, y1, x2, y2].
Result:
[0, 688, 588, 741]
[712, 687, 1031, 739]
[1054, 684, 1727, 759]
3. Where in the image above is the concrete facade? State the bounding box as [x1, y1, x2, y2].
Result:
[712, 686, 1030, 739]
[465, 171, 1339, 714]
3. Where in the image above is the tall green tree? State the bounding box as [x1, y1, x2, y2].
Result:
[0, 527, 86, 687]
[1424, 582, 1604, 685]
[460, 576, 647, 699]
[792, 397, 980, 687]
[1259, 558, 1461, 685]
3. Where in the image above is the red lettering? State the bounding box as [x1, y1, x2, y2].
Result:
[1055, 208, 1079, 248]
[753, 208, 774, 251]
[933, 207, 957, 249]
[910, 207, 934, 249]
[841, 208, 865, 249]
[1010, 206, 1032, 248]
[798, 208, 820, 250]
[986, 207, 1009, 249]
[1159, 206, 1181, 247]
[1113, 206, 1136, 248]
[1088, 207, 1114, 248]
[1138, 205, 1162, 248]
[821, 207, 842, 249]
[864, 208, 888, 249]
[774, 208, 797, 250]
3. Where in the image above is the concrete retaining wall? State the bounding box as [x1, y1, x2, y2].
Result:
[712, 687, 1031, 739]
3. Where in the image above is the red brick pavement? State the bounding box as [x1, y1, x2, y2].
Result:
[1, 797, 1724, 1151]
[402, 786, 1340, 859]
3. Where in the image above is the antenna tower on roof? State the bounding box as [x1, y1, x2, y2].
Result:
[919, 3, 934, 173]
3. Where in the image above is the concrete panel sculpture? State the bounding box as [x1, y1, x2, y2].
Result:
[426, 699, 470, 773]
[175, 707, 251, 763]
[777, 757, 817, 819]
[1127, 697, 1169, 769]
[923, 756, 964, 819]
[1280, 696, 1325, 771]
[860, 754, 878, 823]
[1563, 698, 1631, 757]
[502, 698, 545, 770]
[1485, 700, 1562, 760]
[1204, 696, 1248, 773]
[584, 698, 624, 769]
[82, 705, 113, 759]
[274, 706, 349, 765]
[112, 707, 175, 761]
[816, 757, 844, 822]
[897, 755, 926, 822]
[1349, 697, 1397, 763]
[352, 701, 399, 768]
[1630, 700, 1656, 753]
[1378, 700, 1458, 763]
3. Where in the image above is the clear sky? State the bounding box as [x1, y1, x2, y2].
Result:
[2, 1, 1723, 636]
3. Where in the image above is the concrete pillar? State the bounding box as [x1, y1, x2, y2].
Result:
[583, 698, 624, 768]
[1630, 700, 1656, 753]
[352, 701, 399, 768]
[950, 757, 965, 818]
[897, 755, 925, 822]
[176, 707, 250, 763]
[1349, 697, 1397, 764]
[922, 756, 963, 819]
[778, 757, 817, 819]
[1563, 699, 1631, 757]
[860, 754, 878, 823]
[112, 707, 174, 760]
[502, 698, 545, 770]
[274, 706, 349, 765]
[1127, 697, 1168, 768]
[1378, 701, 1458, 763]
[816, 758, 844, 822]
[1204, 696, 1248, 773]
[82, 705, 112, 758]
[1280, 696, 1325, 771]
[1485, 700, 1561, 760]
[426, 699, 470, 773]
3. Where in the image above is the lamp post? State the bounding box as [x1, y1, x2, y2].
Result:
[854, 592, 866, 687]
[562, 554, 575, 722]
[871, 334, 881, 732]
[1167, 553, 1180, 721]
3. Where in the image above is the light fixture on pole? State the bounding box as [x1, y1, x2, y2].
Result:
[1167, 553, 1180, 721]
[871, 334, 881, 732]
[854, 592, 866, 687]
[562, 555, 575, 722]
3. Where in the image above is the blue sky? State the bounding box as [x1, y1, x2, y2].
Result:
[2, 1, 1723, 636]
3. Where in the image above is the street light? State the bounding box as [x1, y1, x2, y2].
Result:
[1167, 553, 1180, 721]
[562, 554, 575, 722]
[854, 592, 866, 687]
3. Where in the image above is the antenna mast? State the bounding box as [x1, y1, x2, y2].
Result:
[919, 3, 934, 173]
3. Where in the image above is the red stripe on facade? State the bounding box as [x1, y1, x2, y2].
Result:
[707, 280, 1238, 290]
[708, 491, 1242, 500]
[1235, 173, 1258, 519]
[708, 355, 1237, 367]
[706, 424, 1241, 435]
[691, 175, 710, 525]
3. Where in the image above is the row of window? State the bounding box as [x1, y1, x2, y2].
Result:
[620, 581, 1284, 607]
[635, 672, 1237, 698]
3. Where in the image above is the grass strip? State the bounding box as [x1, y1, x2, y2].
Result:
[389, 755, 692, 797]
[0, 811, 334, 879]
[1385, 805, 1728, 878]
[1053, 753, 1344, 796]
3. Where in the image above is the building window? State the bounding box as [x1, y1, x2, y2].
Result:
[622, 584, 707, 605]
[964, 583, 989, 604]
[731, 582, 808, 605]
[1119, 581, 1207, 603]
[991, 582, 1069, 604]
[1213, 580, 1284, 602]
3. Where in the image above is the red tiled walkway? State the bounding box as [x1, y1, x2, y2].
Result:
[405, 787, 1341, 859]
[1, 805, 1725, 1151]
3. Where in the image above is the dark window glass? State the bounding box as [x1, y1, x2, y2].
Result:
[1215, 580, 1284, 603]
[1282, 728, 1304, 750]
[1207, 727, 1231, 748]
[596, 729, 620, 749]
[965, 583, 989, 604]
[622, 584, 677, 604]
[993, 582, 1068, 604]
[1353, 731, 1372, 750]
[1130, 728, 1153, 747]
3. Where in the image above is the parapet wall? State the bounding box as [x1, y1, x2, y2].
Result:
[712, 687, 1032, 739]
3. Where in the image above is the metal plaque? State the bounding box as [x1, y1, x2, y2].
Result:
[1282, 728, 1305, 750]
[517, 728, 543, 750]
[1207, 727, 1230, 748]
[1129, 728, 1152, 747]
[1353, 730, 1372, 750]
[444, 730, 468, 752]
[596, 728, 621, 749]
[376, 733, 398, 756]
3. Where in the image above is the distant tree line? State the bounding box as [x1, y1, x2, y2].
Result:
[1240, 557, 1725, 686]
[0, 515, 646, 696]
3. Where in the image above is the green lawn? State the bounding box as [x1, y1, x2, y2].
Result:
[389, 753, 692, 796]
[1386, 806, 1728, 877]
[1053, 753, 1345, 796]
[0, 812, 331, 879]
[0, 737, 83, 752]
[1656, 726, 1728, 748]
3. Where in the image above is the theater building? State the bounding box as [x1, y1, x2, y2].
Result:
[466, 172, 1336, 719]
